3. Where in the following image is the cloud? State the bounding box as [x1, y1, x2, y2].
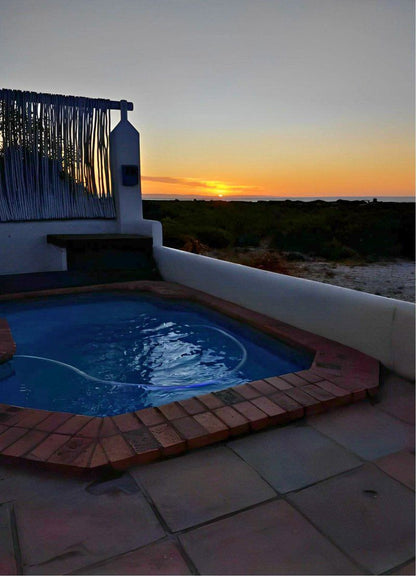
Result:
[142, 175, 262, 193]
[142, 176, 204, 188]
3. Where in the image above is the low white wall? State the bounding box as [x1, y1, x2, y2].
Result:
[0, 220, 118, 275]
[154, 246, 416, 381]
[0, 218, 163, 276]
[135, 219, 163, 247]
[0, 105, 156, 276]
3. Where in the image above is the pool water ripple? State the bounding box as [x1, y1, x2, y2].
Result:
[0, 292, 311, 416]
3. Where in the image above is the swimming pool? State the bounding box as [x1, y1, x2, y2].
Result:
[0, 292, 312, 416]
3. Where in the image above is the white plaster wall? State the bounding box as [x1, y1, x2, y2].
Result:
[0, 217, 162, 276]
[135, 219, 163, 247]
[0, 219, 118, 275]
[0, 111, 161, 274]
[110, 116, 143, 232]
[154, 246, 415, 380]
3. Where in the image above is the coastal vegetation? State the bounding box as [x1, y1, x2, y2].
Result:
[143, 199, 415, 270]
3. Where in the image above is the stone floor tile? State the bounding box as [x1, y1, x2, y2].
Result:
[0, 463, 84, 504]
[308, 401, 413, 460]
[131, 446, 276, 532]
[375, 449, 415, 491]
[0, 502, 18, 575]
[12, 477, 165, 575]
[391, 559, 416, 575]
[179, 500, 362, 575]
[78, 540, 191, 575]
[377, 372, 415, 424]
[288, 464, 415, 574]
[228, 425, 362, 493]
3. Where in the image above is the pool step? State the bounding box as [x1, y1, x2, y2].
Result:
[0, 268, 161, 294]
[0, 234, 161, 294]
[47, 233, 159, 275]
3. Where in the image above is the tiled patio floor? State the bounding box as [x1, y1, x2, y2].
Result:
[0, 368, 413, 575]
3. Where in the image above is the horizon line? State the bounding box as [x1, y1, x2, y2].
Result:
[142, 193, 415, 202]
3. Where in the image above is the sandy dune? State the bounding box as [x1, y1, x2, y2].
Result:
[288, 259, 415, 302]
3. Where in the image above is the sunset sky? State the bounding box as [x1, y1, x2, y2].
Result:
[0, 0, 414, 199]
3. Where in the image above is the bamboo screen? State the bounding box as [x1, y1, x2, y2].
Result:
[0, 89, 116, 221]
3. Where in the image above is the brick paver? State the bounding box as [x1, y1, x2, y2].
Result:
[148, 423, 186, 456]
[47, 436, 95, 467]
[193, 411, 230, 442]
[2, 430, 47, 458]
[123, 428, 161, 462]
[53, 415, 92, 436]
[112, 412, 141, 432]
[171, 416, 212, 448]
[197, 392, 224, 410]
[178, 397, 206, 415]
[233, 401, 270, 430]
[26, 433, 71, 462]
[158, 403, 187, 421]
[213, 405, 250, 436]
[135, 407, 166, 427]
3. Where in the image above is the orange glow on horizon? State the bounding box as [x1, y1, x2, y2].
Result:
[140, 130, 414, 201]
[141, 166, 414, 198]
[141, 119, 414, 199]
[141, 176, 263, 198]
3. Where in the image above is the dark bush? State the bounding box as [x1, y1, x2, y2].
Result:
[319, 239, 359, 261]
[235, 232, 262, 247]
[161, 220, 190, 249]
[193, 226, 232, 248]
[143, 199, 415, 262]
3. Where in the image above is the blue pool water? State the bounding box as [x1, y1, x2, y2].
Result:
[0, 293, 312, 416]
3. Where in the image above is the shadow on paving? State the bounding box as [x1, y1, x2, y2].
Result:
[0, 269, 160, 295]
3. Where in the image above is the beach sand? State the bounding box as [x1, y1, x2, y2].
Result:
[203, 246, 414, 303]
[287, 259, 415, 302]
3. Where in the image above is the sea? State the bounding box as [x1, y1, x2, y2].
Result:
[143, 195, 415, 203]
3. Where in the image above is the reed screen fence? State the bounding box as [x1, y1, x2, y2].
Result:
[0, 89, 117, 221]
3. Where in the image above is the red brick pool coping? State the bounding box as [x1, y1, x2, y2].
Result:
[0, 280, 379, 474]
